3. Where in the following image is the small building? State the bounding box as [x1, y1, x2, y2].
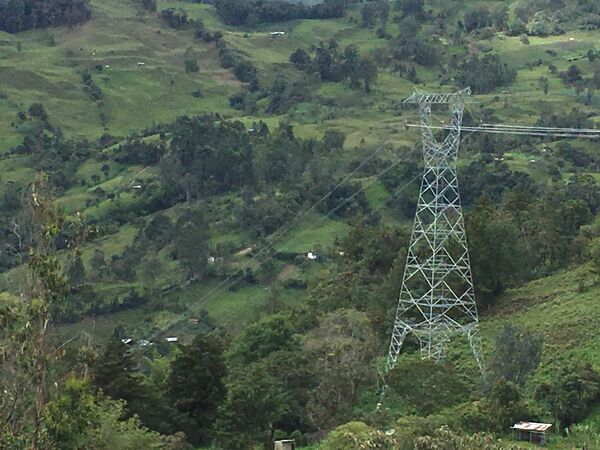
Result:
[307, 252, 318, 260]
[511, 421, 552, 445]
[236, 246, 254, 257]
[274, 440, 295, 450]
[165, 337, 178, 343]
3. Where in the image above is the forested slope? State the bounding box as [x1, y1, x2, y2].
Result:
[1, 0, 600, 448]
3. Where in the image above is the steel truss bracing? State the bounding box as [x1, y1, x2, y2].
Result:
[387, 88, 483, 372]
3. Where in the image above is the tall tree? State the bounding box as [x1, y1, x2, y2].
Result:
[174, 206, 210, 280]
[360, 58, 378, 93]
[26, 176, 70, 448]
[92, 336, 149, 416]
[215, 361, 290, 449]
[466, 196, 528, 305]
[226, 313, 297, 368]
[489, 324, 543, 385]
[303, 309, 377, 429]
[535, 364, 600, 428]
[167, 332, 226, 444]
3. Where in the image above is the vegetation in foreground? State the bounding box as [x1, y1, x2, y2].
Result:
[1, 0, 600, 448]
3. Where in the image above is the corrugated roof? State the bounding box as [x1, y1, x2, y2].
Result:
[511, 422, 553, 432]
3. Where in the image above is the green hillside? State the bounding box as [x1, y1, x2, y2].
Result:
[2, 0, 600, 448]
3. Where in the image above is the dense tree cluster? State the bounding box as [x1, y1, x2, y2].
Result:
[535, 364, 600, 427]
[12, 103, 91, 190]
[81, 71, 102, 101]
[4, 0, 600, 446]
[163, 115, 255, 197]
[390, 17, 440, 67]
[460, 155, 600, 302]
[456, 54, 517, 94]
[395, 0, 425, 20]
[217, 40, 259, 87]
[289, 41, 378, 92]
[360, 1, 389, 28]
[457, 0, 600, 37]
[0, 0, 91, 33]
[113, 139, 165, 166]
[214, 0, 348, 26]
[159, 8, 192, 29]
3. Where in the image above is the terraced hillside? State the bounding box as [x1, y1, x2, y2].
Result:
[2, 0, 600, 447]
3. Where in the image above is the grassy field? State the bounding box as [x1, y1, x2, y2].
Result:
[2, 0, 600, 447]
[482, 264, 600, 379]
[0, 0, 599, 352]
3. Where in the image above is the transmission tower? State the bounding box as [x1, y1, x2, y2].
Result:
[387, 88, 483, 372]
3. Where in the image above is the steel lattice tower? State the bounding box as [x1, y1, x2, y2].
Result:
[387, 88, 483, 372]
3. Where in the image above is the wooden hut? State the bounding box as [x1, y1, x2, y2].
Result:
[511, 421, 552, 445]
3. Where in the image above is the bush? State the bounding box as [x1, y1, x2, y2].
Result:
[184, 58, 199, 73]
[387, 358, 470, 415]
[319, 422, 397, 449]
[159, 8, 191, 29]
[535, 364, 600, 428]
[489, 324, 543, 385]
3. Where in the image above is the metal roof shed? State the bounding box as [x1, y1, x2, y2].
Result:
[274, 440, 295, 450]
[511, 421, 552, 445]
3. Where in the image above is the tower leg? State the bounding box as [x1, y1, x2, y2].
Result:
[466, 325, 484, 374]
[387, 324, 408, 371]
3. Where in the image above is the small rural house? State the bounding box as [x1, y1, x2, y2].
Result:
[274, 440, 295, 450]
[511, 421, 552, 445]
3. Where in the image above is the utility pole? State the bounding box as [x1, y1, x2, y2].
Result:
[387, 88, 483, 372]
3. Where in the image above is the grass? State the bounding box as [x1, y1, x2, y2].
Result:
[2, 3, 600, 447]
[0, 0, 242, 150]
[276, 213, 351, 253]
[480, 264, 600, 379]
[2, 0, 600, 370]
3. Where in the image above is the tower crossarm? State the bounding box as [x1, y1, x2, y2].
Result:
[403, 88, 472, 105]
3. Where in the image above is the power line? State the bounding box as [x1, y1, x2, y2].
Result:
[403, 123, 600, 139]
[218, 173, 422, 323]
[481, 123, 600, 133]
[143, 144, 412, 341]
[164, 142, 391, 315]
